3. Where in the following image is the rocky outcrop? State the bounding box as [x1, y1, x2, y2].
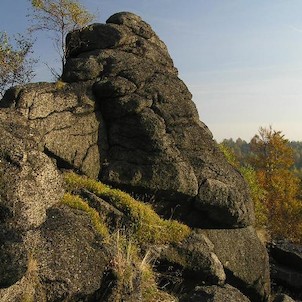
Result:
[2, 82, 108, 179]
[0, 110, 109, 301]
[0, 11, 271, 302]
[61, 11, 254, 228]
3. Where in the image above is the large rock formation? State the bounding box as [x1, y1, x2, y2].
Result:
[2, 12, 254, 228]
[0, 12, 272, 302]
[63, 12, 254, 228]
[0, 110, 109, 301]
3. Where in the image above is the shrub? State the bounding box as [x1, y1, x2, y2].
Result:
[55, 80, 66, 89]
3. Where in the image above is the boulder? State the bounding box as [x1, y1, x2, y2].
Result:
[180, 284, 251, 302]
[270, 241, 302, 291]
[1, 82, 108, 179]
[63, 11, 254, 228]
[159, 230, 226, 286]
[36, 205, 109, 301]
[201, 227, 270, 301]
[0, 110, 109, 300]
[0, 205, 110, 302]
[271, 263, 302, 291]
[273, 293, 295, 302]
[0, 110, 63, 231]
[270, 241, 302, 271]
[0, 109, 55, 289]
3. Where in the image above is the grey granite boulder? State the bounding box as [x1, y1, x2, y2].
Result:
[270, 241, 302, 293]
[0, 206, 110, 302]
[1, 82, 108, 179]
[201, 227, 270, 301]
[270, 241, 302, 270]
[0, 110, 109, 301]
[181, 284, 251, 302]
[0, 110, 63, 231]
[0, 109, 62, 290]
[63, 11, 254, 228]
[159, 230, 226, 286]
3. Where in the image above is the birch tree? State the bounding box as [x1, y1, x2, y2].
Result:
[29, 0, 95, 77]
[0, 32, 36, 97]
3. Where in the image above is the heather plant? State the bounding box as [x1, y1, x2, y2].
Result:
[61, 192, 109, 238]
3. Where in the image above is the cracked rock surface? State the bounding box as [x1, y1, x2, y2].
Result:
[1, 82, 108, 179]
[0, 12, 271, 302]
[0, 110, 110, 301]
[63, 11, 254, 228]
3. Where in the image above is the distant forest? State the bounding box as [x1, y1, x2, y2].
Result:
[222, 138, 302, 178]
[220, 131, 302, 243]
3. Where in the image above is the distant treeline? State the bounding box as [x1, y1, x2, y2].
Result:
[221, 138, 302, 177]
[220, 130, 302, 243]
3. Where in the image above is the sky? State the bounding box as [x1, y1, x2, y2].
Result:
[1, 0, 302, 142]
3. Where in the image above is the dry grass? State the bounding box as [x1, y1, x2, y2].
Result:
[62, 172, 189, 301]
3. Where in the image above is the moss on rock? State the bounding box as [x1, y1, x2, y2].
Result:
[61, 192, 109, 238]
[64, 173, 191, 244]
[63, 172, 191, 245]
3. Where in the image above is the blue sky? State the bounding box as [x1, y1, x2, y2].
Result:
[1, 1, 302, 141]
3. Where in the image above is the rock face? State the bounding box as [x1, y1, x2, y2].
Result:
[62, 11, 254, 228]
[0, 11, 270, 302]
[2, 82, 108, 179]
[270, 241, 302, 299]
[0, 110, 109, 301]
[1, 12, 254, 228]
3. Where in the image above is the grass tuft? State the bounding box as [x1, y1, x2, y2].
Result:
[61, 192, 109, 238]
[63, 172, 191, 245]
